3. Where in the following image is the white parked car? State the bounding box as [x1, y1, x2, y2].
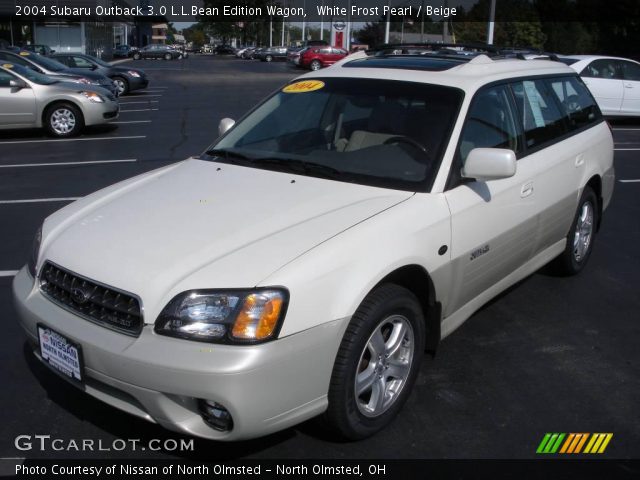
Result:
[14, 52, 614, 441]
[560, 55, 640, 117]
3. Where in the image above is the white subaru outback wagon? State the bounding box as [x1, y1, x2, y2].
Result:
[14, 52, 614, 441]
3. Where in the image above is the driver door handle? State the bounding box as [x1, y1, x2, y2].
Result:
[521, 182, 534, 198]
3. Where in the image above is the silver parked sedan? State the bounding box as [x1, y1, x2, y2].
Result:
[0, 62, 119, 137]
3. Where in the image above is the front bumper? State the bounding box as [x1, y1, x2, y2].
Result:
[128, 76, 149, 91]
[13, 267, 346, 440]
[83, 100, 119, 126]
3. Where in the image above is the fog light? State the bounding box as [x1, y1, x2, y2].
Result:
[198, 399, 233, 432]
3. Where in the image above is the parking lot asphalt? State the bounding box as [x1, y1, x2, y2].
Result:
[0, 55, 638, 461]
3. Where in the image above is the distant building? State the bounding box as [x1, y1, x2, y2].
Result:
[0, 1, 163, 58]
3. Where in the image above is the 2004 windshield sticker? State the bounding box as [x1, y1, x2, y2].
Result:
[282, 80, 325, 93]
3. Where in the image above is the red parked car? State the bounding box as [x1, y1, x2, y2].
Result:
[299, 46, 348, 71]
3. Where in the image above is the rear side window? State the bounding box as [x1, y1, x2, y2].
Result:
[620, 60, 640, 81]
[511, 79, 565, 149]
[547, 76, 600, 131]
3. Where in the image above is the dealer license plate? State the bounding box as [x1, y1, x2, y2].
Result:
[37, 324, 84, 383]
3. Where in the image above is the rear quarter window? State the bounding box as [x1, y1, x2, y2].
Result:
[547, 76, 601, 131]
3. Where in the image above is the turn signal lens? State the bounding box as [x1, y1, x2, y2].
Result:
[231, 291, 284, 340]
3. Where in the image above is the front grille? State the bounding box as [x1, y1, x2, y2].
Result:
[39, 262, 143, 336]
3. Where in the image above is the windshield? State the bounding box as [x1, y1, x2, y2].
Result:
[23, 53, 67, 72]
[558, 58, 579, 66]
[204, 78, 463, 191]
[90, 56, 112, 68]
[3, 63, 57, 85]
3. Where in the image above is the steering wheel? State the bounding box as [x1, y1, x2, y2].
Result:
[563, 95, 582, 114]
[383, 136, 428, 154]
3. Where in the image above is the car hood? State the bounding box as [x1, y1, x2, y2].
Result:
[61, 68, 109, 81]
[113, 65, 144, 76]
[41, 159, 412, 321]
[41, 80, 112, 96]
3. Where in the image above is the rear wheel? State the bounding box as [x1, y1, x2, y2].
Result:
[45, 103, 84, 138]
[310, 60, 322, 71]
[133, 52, 141, 60]
[324, 284, 425, 440]
[112, 76, 129, 96]
[551, 186, 598, 275]
[164, 53, 172, 60]
[265, 55, 273, 62]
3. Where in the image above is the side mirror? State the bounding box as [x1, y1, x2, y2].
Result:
[50, 49, 56, 54]
[462, 148, 516, 181]
[9, 79, 27, 89]
[218, 117, 235, 136]
[90, 64, 98, 70]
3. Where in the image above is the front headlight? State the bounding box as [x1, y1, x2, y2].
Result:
[80, 91, 105, 103]
[127, 70, 141, 78]
[27, 226, 42, 277]
[154, 289, 288, 344]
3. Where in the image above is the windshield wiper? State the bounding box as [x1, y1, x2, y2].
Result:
[250, 157, 342, 179]
[204, 148, 253, 161]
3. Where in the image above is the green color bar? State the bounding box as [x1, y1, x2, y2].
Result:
[550, 433, 566, 453]
[544, 433, 560, 453]
[537, 433, 552, 454]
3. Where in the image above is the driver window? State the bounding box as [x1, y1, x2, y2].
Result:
[457, 85, 520, 164]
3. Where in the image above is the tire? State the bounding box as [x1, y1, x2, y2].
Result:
[133, 52, 141, 60]
[44, 103, 84, 138]
[265, 55, 273, 62]
[551, 186, 598, 275]
[310, 60, 322, 71]
[112, 76, 129, 96]
[324, 284, 425, 440]
[164, 53, 172, 60]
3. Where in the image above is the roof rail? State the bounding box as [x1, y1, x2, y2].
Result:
[367, 42, 499, 57]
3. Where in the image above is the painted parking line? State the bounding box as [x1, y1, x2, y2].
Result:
[614, 148, 640, 151]
[0, 271, 18, 277]
[0, 136, 145, 145]
[619, 179, 640, 183]
[109, 120, 152, 124]
[128, 94, 163, 97]
[0, 197, 81, 205]
[120, 108, 159, 113]
[612, 128, 640, 131]
[0, 159, 137, 168]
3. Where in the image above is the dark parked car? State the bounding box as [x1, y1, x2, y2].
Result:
[52, 53, 148, 95]
[0, 49, 118, 96]
[113, 45, 138, 58]
[255, 46, 288, 62]
[214, 45, 236, 55]
[21, 44, 56, 56]
[133, 44, 182, 60]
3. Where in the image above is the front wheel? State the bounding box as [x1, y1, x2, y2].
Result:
[112, 76, 129, 96]
[551, 186, 598, 275]
[45, 103, 84, 138]
[324, 284, 425, 440]
[164, 53, 172, 60]
[133, 52, 141, 60]
[310, 60, 322, 71]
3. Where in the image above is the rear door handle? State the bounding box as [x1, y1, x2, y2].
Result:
[575, 154, 585, 167]
[521, 182, 534, 198]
